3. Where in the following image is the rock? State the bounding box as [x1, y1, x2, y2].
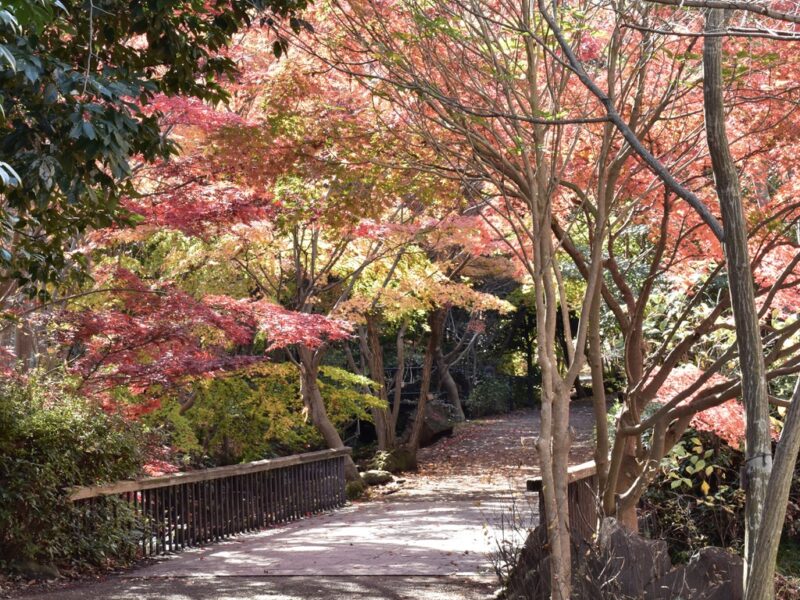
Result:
[369, 449, 416, 473]
[418, 400, 459, 447]
[594, 517, 672, 599]
[11, 560, 60, 580]
[360, 470, 394, 486]
[645, 546, 743, 600]
[345, 478, 366, 499]
[502, 517, 740, 600]
[504, 524, 551, 600]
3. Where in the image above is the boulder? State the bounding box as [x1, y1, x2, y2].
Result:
[369, 449, 416, 473]
[502, 517, 741, 600]
[504, 524, 550, 600]
[360, 470, 394, 486]
[345, 478, 366, 500]
[418, 399, 458, 447]
[595, 518, 672, 598]
[645, 546, 743, 600]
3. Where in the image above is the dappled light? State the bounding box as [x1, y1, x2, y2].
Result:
[2, 0, 800, 598]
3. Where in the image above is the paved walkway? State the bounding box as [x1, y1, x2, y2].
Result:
[21, 403, 597, 600]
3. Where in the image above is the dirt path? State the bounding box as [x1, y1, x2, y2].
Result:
[401, 399, 597, 499]
[20, 404, 598, 600]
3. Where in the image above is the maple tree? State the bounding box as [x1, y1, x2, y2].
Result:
[319, 3, 612, 595]
[61, 28, 518, 482]
[319, 0, 800, 595]
[530, 3, 800, 595]
[4, 1, 800, 595]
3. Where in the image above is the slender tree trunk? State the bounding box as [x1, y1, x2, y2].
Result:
[747, 378, 800, 600]
[428, 306, 465, 421]
[704, 10, 772, 587]
[588, 290, 609, 498]
[366, 314, 396, 450]
[392, 320, 408, 426]
[532, 210, 572, 600]
[525, 339, 535, 408]
[435, 346, 465, 421]
[298, 347, 360, 481]
[406, 309, 444, 453]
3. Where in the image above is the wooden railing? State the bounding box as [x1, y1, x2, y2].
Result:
[69, 448, 351, 557]
[527, 460, 598, 543]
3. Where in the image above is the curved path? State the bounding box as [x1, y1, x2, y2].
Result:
[22, 402, 596, 600]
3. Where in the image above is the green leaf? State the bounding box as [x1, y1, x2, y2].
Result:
[81, 121, 97, 140]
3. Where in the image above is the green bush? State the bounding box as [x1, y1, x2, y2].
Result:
[0, 375, 144, 570]
[465, 378, 512, 418]
[641, 429, 744, 563]
[147, 362, 383, 466]
[643, 426, 800, 594]
[510, 376, 541, 408]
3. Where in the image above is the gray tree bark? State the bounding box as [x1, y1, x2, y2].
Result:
[365, 314, 397, 450]
[298, 346, 360, 481]
[703, 8, 772, 588]
[406, 308, 444, 453]
[747, 377, 800, 600]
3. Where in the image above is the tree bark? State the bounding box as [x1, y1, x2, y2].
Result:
[588, 290, 609, 500]
[392, 320, 408, 426]
[365, 314, 396, 450]
[298, 346, 360, 481]
[435, 347, 464, 420]
[704, 9, 772, 587]
[746, 377, 800, 600]
[406, 308, 444, 453]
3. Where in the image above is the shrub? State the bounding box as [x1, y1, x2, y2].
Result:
[465, 377, 512, 418]
[0, 375, 144, 570]
[147, 362, 383, 466]
[641, 428, 744, 563]
[510, 376, 541, 408]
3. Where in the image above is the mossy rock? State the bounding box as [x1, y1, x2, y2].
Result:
[361, 470, 394, 486]
[345, 478, 366, 500]
[369, 449, 418, 473]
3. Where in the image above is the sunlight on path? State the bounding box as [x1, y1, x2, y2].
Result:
[23, 405, 597, 600]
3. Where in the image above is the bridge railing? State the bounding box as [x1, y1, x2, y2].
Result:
[526, 460, 598, 543]
[69, 448, 351, 557]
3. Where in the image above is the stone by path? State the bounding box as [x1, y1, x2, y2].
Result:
[20, 402, 597, 600]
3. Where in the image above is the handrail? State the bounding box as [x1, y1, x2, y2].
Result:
[526, 460, 597, 491]
[69, 448, 352, 501]
[68, 447, 351, 557]
[525, 459, 599, 543]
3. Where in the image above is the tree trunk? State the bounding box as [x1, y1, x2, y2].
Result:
[427, 305, 464, 421]
[588, 290, 609, 500]
[704, 10, 772, 588]
[532, 212, 572, 600]
[525, 339, 535, 408]
[405, 309, 444, 453]
[392, 320, 408, 426]
[366, 314, 396, 450]
[436, 354, 464, 420]
[298, 347, 360, 481]
[747, 377, 800, 600]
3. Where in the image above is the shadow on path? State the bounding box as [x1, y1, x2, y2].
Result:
[24, 576, 495, 600]
[22, 404, 597, 600]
